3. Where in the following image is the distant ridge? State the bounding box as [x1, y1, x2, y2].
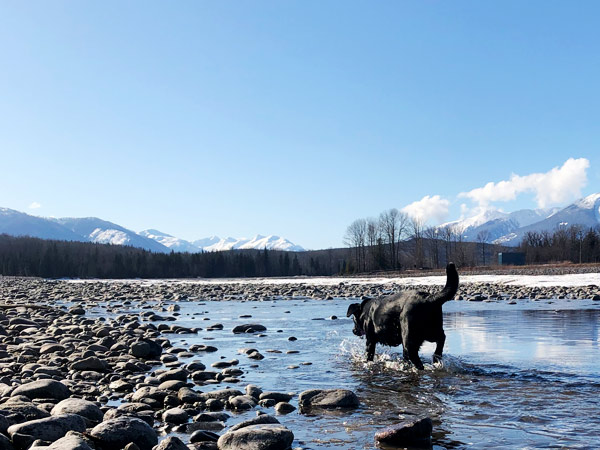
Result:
[437, 193, 600, 246]
[0, 207, 305, 253]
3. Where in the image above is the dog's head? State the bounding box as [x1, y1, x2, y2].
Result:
[346, 302, 366, 337]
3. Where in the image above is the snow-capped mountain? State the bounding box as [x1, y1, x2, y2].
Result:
[438, 194, 600, 246]
[139, 229, 200, 253]
[0, 209, 170, 252]
[0, 208, 83, 242]
[438, 207, 558, 243]
[494, 193, 600, 245]
[54, 217, 170, 252]
[192, 236, 221, 249]
[138, 231, 305, 252]
[200, 235, 305, 252]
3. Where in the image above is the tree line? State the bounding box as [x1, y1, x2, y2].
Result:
[519, 225, 600, 264]
[0, 234, 339, 279]
[343, 208, 500, 272]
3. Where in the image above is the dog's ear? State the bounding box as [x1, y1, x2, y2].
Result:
[347, 303, 361, 318]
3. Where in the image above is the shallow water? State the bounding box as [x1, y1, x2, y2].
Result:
[90, 296, 600, 449]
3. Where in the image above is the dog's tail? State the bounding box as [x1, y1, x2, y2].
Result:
[429, 263, 459, 305]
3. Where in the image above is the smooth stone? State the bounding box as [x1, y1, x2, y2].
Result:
[89, 417, 157, 450]
[11, 380, 71, 401]
[259, 392, 293, 403]
[162, 408, 189, 424]
[274, 402, 296, 414]
[228, 415, 279, 432]
[153, 436, 188, 450]
[298, 389, 359, 410]
[232, 324, 267, 334]
[190, 430, 220, 443]
[7, 414, 86, 448]
[374, 417, 433, 447]
[51, 398, 104, 426]
[45, 432, 94, 450]
[217, 424, 293, 450]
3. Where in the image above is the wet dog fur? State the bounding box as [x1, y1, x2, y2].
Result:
[346, 263, 459, 369]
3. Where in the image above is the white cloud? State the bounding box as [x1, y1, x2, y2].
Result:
[402, 195, 450, 224]
[459, 158, 590, 208]
[28, 202, 41, 209]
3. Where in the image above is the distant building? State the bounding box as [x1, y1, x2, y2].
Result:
[498, 252, 526, 266]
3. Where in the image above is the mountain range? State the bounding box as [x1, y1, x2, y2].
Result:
[0, 208, 305, 253]
[1, 193, 599, 253]
[438, 193, 600, 245]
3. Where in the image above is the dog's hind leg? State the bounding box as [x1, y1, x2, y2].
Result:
[433, 331, 446, 363]
[366, 341, 376, 361]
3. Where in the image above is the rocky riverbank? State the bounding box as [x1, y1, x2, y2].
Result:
[0, 274, 598, 450]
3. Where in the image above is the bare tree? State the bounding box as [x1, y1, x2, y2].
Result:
[378, 209, 409, 270]
[410, 217, 425, 268]
[366, 217, 380, 271]
[344, 218, 368, 272]
[424, 226, 441, 268]
[476, 230, 491, 266]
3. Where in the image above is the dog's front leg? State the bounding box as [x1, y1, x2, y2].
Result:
[433, 331, 446, 363]
[366, 341, 376, 361]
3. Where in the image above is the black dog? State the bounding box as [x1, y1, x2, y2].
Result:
[346, 263, 459, 369]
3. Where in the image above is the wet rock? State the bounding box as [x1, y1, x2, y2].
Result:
[70, 356, 109, 372]
[50, 398, 104, 426]
[130, 339, 162, 359]
[217, 424, 293, 450]
[228, 415, 279, 432]
[7, 414, 86, 448]
[178, 387, 202, 404]
[11, 380, 71, 401]
[259, 392, 293, 403]
[298, 389, 359, 411]
[190, 430, 219, 443]
[162, 407, 189, 424]
[374, 417, 433, 447]
[89, 417, 157, 450]
[274, 402, 296, 414]
[245, 385, 262, 400]
[198, 389, 243, 403]
[154, 436, 188, 450]
[232, 324, 267, 334]
[45, 432, 94, 450]
[227, 395, 256, 411]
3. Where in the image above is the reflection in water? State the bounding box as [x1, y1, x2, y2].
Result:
[79, 296, 600, 449]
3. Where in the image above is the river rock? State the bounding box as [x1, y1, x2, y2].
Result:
[374, 417, 433, 447]
[130, 339, 162, 359]
[11, 380, 71, 401]
[228, 415, 279, 432]
[217, 424, 293, 450]
[45, 432, 94, 450]
[89, 417, 157, 450]
[259, 392, 292, 403]
[153, 436, 188, 450]
[69, 356, 109, 372]
[51, 398, 104, 426]
[162, 407, 189, 424]
[7, 414, 86, 448]
[190, 430, 220, 443]
[232, 324, 267, 334]
[298, 389, 359, 411]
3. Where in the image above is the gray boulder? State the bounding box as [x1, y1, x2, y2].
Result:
[232, 324, 267, 334]
[217, 424, 293, 450]
[153, 436, 188, 450]
[130, 339, 162, 359]
[374, 417, 433, 447]
[7, 414, 86, 449]
[11, 380, 71, 401]
[46, 432, 94, 450]
[51, 398, 104, 426]
[298, 389, 359, 411]
[89, 417, 157, 450]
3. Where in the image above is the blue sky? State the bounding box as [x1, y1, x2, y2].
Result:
[1, 1, 599, 249]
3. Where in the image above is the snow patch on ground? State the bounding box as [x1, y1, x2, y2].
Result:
[66, 272, 600, 288]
